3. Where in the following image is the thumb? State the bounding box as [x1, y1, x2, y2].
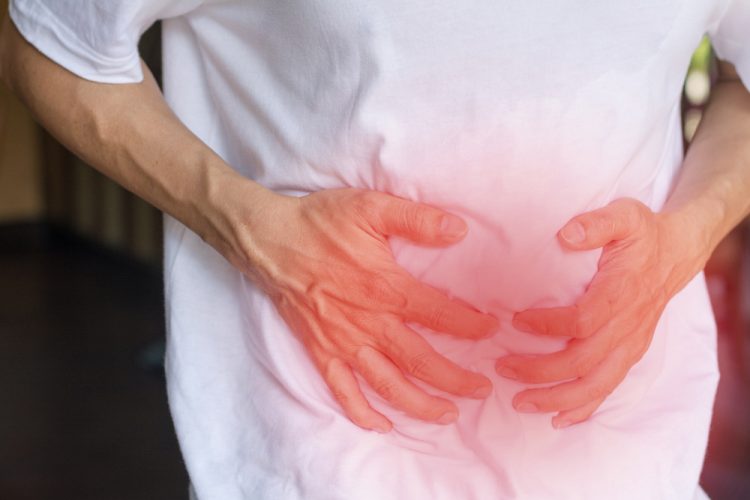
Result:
[558, 198, 647, 250]
[369, 193, 468, 245]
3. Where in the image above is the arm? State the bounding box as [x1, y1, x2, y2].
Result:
[496, 60, 750, 428]
[0, 16, 499, 431]
[0, 16, 264, 264]
[662, 61, 750, 256]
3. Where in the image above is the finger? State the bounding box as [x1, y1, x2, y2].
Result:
[512, 305, 583, 337]
[512, 271, 625, 338]
[510, 343, 632, 413]
[354, 345, 459, 424]
[500, 309, 657, 384]
[360, 191, 468, 245]
[322, 357, 393, 433]
[403, 281, 499, 339]
[558, 198, 649, 250]
[496, 333, 612, 384]
[379, 321, 493, 398]
[551, 396, 606, 429]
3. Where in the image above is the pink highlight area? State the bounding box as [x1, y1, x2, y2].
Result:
[377, 196, 674, 428]
[296, 179, 715, 497]
[250, 68, 715, 495]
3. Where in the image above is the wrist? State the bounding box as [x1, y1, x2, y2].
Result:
[195, 158, 289, 275]
[657, 203, 719, 291]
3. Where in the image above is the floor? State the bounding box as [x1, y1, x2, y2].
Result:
[0, 223, 748, 499]
[0, 225, 187, 500]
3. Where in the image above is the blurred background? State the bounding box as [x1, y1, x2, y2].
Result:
[0, 8, 186, 500]
[0, 4, 749, 500]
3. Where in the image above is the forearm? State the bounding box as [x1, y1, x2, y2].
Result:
[0, 17, 272, 258]
[662, 62, 750, 268]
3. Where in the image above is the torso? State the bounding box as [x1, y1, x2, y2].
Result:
[161, 2, 723, 498]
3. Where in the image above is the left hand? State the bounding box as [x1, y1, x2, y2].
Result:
[495, 198, 707, 429]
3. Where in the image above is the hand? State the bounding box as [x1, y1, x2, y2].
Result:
[495, 198, 707, 429]
[216, 186, 498, 433]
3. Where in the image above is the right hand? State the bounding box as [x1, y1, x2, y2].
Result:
[209, 186, 498, 433]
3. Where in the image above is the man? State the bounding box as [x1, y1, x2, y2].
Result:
[2, 1, 749, 498]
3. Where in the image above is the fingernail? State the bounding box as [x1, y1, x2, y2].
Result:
[552, 418, 572, 429]
[560, 221, 586, 244]
[511, 317, 534, 333]
[496, 365, 518, 380]
[470, 384, 492, 398]
[374, 422, 392, 434]
[516, 402, 538, 413]
[437, 411, 458, 424]
[440, 215, 467, 239]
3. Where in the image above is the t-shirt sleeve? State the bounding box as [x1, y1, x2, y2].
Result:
[9, 0, 201, 83]
[708, 0, 750, 90]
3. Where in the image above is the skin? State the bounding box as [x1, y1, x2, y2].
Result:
[2, 16, 749, 432]
[0, 17, 498, 433]
[496, 61, 750, 428]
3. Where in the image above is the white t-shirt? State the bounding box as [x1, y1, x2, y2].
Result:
[11, 1, 750, 498]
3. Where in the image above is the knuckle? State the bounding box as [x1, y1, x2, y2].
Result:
[603, 217, 618, 236]
[427, 305, 449, 329]
[357, 190, 382, 208]
[400, 203, 429, 236]
[353, 345, 374, 369]
[372, 378, 399, 402]
[405, 350, 433, 378]
[538, 319, 555, 336]
[584, 382, 609, 401]
[362, 274, 405, 308]
[626, 199, 649, 227]
[330, 386, 350, 406]
[628, 198, 648, 214]
[354, 191, 385, 224]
